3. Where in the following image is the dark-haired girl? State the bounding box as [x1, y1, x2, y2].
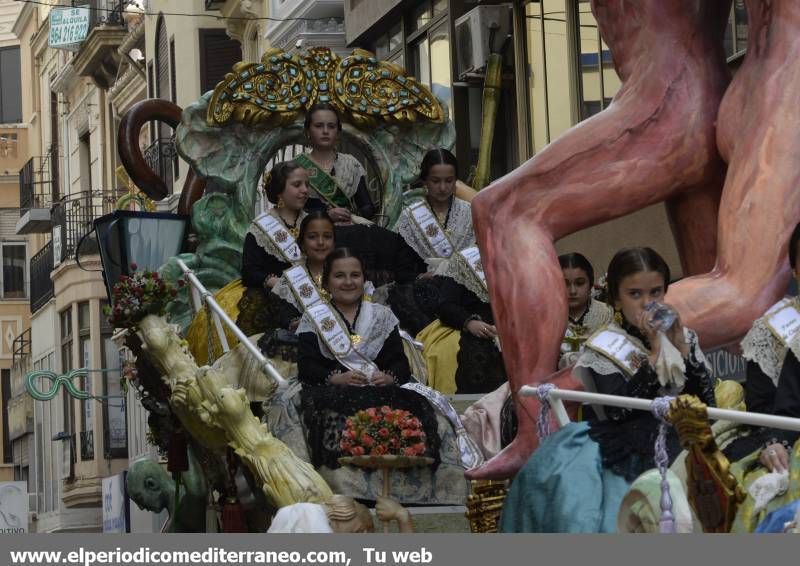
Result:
[296, 103, 376, 222]
[238, 161, 310, 336]
[395, 148, 475, 275]
[267, 248, 472, 504]
[558, 252, 614, 368]
[500, 247, 715, 532]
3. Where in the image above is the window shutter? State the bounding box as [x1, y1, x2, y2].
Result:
[199, 29, 242, 95]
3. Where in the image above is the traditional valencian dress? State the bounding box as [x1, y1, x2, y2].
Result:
[721, 298, 800, 532]
[500, 321, 715, 532]
[238, 208, 307, 336]
[462, 298, 614, 460]
[266, 299, 481, 505]
[295, 152, 376, 220]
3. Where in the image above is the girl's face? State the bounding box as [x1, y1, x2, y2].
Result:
[301, 219, 335, 264]
[563, 267, 592, 314]
[279, 168, 310, 211]
[326, 257, 364, 306]
[307, 109, 339, 150]
[424, 163, 457, 206]
[614, 270, 666, 328]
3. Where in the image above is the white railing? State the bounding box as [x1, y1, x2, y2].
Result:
[176, 258, 287, 386]
[520, 385, 800, 432]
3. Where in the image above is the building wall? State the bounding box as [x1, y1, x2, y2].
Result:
[343, 0, 401, 45]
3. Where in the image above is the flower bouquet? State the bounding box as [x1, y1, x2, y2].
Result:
[105, 264, 182, 329]
[340, 406, 426, 459]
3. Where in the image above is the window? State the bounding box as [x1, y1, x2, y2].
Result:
[2, 369, 10, 464]
[78, 132, 92, 193]
[78, 302, 93, 461]
[0, 47, 22, 124]
[724, 0, 749, 59]
[1, 242, 27, 299]
[577, 1, 620, 120]
[101, 303, 127, 459]
[199, 29, 243, 95]
[407, 2, 452, 118]
[60, 308, 74, 474]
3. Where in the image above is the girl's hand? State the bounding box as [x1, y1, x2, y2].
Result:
[328, 207, 352, 224]
[664, 307, 691, 358]
[264, 275, 280, 289]
[759, 443, 790, 473]
[369, 371, 394, 386]
[466, 320, 497, 340]
[636, 310, 661, 365]
[329, 371, 368, 386]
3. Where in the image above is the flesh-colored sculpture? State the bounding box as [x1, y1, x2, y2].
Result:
[470, 0, 800, 479]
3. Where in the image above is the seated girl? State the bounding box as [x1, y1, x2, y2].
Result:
[296, 102, 375, 222]
[499, 247, 715, 532]
[238, 161, 309, 336]
[720, 222, 800, 531]
[392, 149, 475, 336]
[266, 248, 473, 504]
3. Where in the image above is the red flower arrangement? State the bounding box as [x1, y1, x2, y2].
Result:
[340, 406, 426, 458]
[104, 264, 181, 328]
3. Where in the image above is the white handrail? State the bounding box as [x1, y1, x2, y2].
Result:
[520, 385, 800, 431]
[176, 258, 287, 387]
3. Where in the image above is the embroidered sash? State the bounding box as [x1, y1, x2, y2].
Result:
[407, 200, 454, 258]
[400, 382, 484, 469]
[585, 328, 650, 377]
[295, 153, 352, 209]
[306, 302, 378, 378]
[764, 298, 800, 348]
[283, 265, 324, 311]
[458, 246, 488, 292]
[253, 212, 303, 263]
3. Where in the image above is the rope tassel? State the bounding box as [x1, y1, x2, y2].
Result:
[650, 396, 676, 534]
[536, 383, 557, 440]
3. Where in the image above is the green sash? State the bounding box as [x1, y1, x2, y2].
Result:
[295, 153, 353, 209]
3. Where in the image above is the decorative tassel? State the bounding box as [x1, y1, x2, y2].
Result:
[536, 383, 557, 439]
[221, 495, 248, 533]
[650, 396, 676, 534]
[167, 430, 189, 473]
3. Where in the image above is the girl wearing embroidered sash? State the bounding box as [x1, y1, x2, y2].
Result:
[298, 103, 376, 222]
[500, 248, 715, 532]
[271, 210, 336, 331]
[720, 223, 800, 532]
[238, 161, 309, 336]
[296, 248, 440, 468]
[391, 149, 475, 336]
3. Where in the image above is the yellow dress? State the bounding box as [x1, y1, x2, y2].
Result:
[415, 319, 461, 395]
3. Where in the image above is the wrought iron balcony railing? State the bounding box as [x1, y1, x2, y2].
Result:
[143, 137, 176, 196]
[87, 0, 127, 29]
[50, 190, 123, 265]
[80, 429, 94, 461]
[30, 242, 55, 314]
[19, 147, 59, 215]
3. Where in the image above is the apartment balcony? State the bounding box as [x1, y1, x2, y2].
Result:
[143, 138, 176, 196]
[16, 149, 59, 235]
[30, 242, 55, 314]
[71, 1, 130, 90]
[50, 190, 123, 266]
[8, 328, 33, 442]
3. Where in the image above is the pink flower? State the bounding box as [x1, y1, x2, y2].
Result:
[372, 445, 388, 456]
[377, 427, 389, 439]
[350, 446, 365, 456]
[130, 263, 138, 271]
[360, 433, 375, 447]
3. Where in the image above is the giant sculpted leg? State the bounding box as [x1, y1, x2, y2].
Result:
[668, 0, 800, 346]
[468, 0, 731, 479]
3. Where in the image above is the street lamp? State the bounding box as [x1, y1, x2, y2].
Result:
[93, 210, 189, 304]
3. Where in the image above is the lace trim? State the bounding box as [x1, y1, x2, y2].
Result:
[395, 197, 475, 264]
[584, 299, 614, 331]
[246, 209, 307, 263]
[741, 316, 787, 387]
[574, 323, 707, 378]
[439, 252, 489, 303]
[297, 301, 399, 362]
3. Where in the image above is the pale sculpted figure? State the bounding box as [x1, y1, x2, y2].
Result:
[470, 0, 800, 479]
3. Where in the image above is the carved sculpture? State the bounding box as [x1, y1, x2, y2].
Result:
[136, 314, 333, 507]
[470, 0, 800, 479]
[668, 395, 746, 533]
[126, 448, 208, 533]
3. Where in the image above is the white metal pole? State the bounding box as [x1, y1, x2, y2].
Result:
[520, 385, 800, 432]
[175, 259, 287, 386]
